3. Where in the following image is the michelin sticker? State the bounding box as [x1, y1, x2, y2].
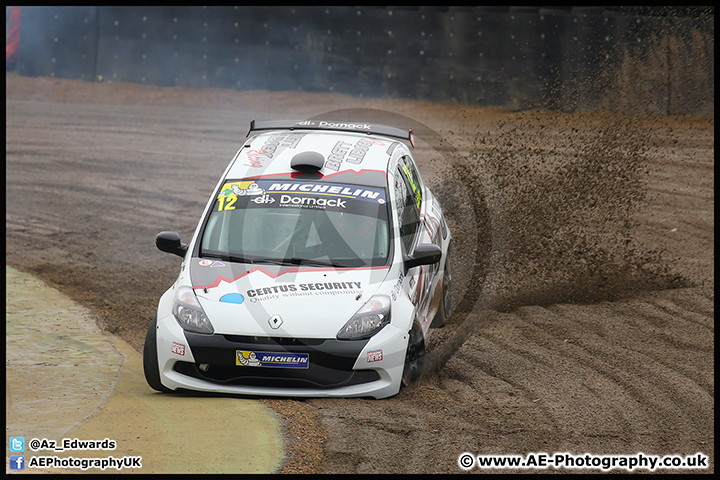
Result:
[236, 351, 309, 369]
[266, 182, 383, 201]
[215, 179, 387, 213]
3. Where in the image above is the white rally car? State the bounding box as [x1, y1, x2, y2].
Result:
[144, 120, 452, 399]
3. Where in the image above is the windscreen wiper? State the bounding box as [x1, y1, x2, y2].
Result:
[258, 257, 354, 268]
[200, 252, 255, 264]
[287, 257, 356, 268]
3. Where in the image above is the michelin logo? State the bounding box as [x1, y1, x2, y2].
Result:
[267, 182, 381, 200]
[236, 350, 309, 369]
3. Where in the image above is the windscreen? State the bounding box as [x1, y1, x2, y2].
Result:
[200, 179, 390, 267]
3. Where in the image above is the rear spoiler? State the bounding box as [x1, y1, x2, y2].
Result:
[247, 119, 415, 147]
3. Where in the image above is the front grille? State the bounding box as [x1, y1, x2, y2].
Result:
[222, 335, 325, 346]
[174, 361, 380, 389]
[178, 331, 378, 389]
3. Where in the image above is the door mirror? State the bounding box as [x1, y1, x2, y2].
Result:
[404, 244, 442, 271]
[156, 231, 188, 258]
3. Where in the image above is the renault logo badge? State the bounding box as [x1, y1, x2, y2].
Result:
[269, 314, 283, 329]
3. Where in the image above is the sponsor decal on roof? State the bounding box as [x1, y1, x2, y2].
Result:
[324, 138, 382, 171]
[249, 133, 306, 165]
[244, 149, 269, 168]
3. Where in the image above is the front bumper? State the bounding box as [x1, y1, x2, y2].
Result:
[155, 313, 407, 399]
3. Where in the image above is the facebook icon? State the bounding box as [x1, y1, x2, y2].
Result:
[10, 455, 25, 470]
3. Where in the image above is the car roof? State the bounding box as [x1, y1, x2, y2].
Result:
[225, 121, 413, 186]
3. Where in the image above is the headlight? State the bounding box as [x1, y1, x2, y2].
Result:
[173, 286, 214, 334]
[337, 295, 391, 340]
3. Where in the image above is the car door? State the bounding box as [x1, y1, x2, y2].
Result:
[395, 155, 437, 330]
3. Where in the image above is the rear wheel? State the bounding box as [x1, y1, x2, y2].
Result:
[430, 243, 452, 328]
[143, 315, 171, 393]
[401, 323, 427, 386]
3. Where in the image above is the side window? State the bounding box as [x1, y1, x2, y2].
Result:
[395, 166, 420, 254]
[401, 156, 423, 211]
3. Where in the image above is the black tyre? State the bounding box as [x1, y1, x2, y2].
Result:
[430, 243, 452, 328]
[401, 322, 427, 386]
[143, 315, 172, 393]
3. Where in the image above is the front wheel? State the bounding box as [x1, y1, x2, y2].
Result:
[430, 243, 452, 328]
[401, 323, 427, 387]
[143, 315, 171, 393]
